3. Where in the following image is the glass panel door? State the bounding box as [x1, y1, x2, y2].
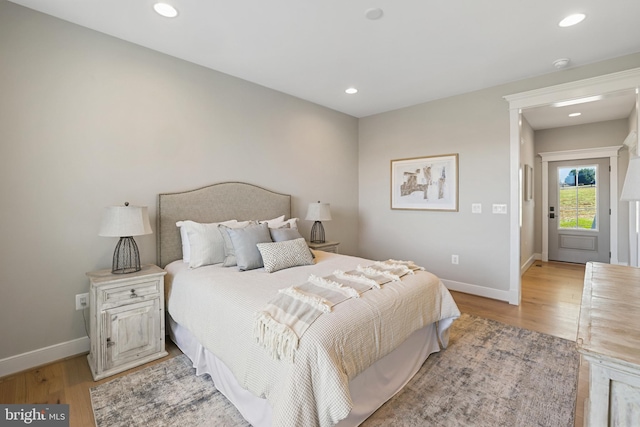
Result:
[557, 165, 598, 231]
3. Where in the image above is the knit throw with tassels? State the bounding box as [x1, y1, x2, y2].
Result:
[254, 260, 424, 362]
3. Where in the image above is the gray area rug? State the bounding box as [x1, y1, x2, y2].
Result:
[90, 314, 579, 427]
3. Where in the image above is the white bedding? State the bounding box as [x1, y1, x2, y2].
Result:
[166, 250, 460, 427]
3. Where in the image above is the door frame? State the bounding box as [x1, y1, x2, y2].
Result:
[505, 67, 640, 306]
[539, 147, 622, 263]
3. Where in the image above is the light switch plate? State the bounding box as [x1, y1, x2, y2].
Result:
[471, 203, 482, 214]
[492, 204, 507, 214]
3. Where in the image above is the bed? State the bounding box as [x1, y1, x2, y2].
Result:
[157, 182, 460, 427]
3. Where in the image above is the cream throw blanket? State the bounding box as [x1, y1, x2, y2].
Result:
[254, 260, 424, 361]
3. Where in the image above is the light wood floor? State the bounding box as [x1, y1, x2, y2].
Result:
[0, 261, 587, 427]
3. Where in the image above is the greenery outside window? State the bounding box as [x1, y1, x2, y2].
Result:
[558, 165, 598, 230]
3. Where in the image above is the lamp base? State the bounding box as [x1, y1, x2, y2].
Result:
[309, 221, 326, 244]
[111, 237, 141, 274]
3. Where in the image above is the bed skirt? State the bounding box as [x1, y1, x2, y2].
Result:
[168, 315, 443, 426]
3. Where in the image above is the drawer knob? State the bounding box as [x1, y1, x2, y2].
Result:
[130, 289, 137, 298]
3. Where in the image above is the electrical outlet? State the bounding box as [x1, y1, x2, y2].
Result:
[451, 254, 459, 265]
[76, 293, 89, 311]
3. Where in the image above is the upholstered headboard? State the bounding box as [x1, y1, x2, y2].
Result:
[157, 182, 291, 267]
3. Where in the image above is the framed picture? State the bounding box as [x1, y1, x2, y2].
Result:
[391, 154, 459, 211]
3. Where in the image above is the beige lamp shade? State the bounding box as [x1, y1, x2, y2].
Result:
[99, 204, 152, 237]
[621, 157, 640, 202]
[305, 201, 331, 243]
[99, 203, 152, 274]
[305, 202, 332, 221]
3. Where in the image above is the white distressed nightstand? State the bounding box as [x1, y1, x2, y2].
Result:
[86, 264, 168, 381]
[307, 241, 340, 253]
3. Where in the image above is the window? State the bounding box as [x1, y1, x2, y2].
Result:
[557, 165, 598, 230]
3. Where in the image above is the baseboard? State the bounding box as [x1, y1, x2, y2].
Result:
[0, 336, 90, 378]
[520, 253, 541, 275]
[441, 279, 511, 303]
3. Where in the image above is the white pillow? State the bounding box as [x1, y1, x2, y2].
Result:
[176, 223, 191, 262]
[258, 215, 285, 228]
[264, 217, 299, 229]
[176, 220, 238, 268]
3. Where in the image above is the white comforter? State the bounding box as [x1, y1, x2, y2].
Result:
[166, 251, 460, 427]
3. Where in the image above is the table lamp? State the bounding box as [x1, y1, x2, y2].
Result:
[99, 203, 152, 274]
[621, 156, 640, 202]
[305, 201, 331, 243]
[622, 153, 640, 267]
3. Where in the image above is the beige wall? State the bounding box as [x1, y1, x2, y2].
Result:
[358, 89, 513, 291]
[534, 119, 631, 262]
[358, 55, 640, 295]
[0, 2, 358, 360]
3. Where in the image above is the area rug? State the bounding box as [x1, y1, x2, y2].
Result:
[90, 314, 579, 427]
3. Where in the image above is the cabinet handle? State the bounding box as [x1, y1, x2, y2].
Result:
[130, 289, 137, 298]
[106, 338, 115, 347]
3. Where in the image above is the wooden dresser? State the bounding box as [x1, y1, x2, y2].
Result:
[576, 262, 640, 426]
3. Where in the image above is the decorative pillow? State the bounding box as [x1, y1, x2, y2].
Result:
[271, 222, 291, 229]
[257, 238, 315, 273]
[176, 220, 238, 268]
[269, 227, 303, 242]
[225, 222, 273, 271]
[218, 221, 258, 267]
[269, 227, 315, 259]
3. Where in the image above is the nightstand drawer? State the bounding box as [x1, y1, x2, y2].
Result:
[101, 279, 160, 305]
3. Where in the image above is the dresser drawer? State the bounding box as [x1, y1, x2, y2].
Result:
[100, 279, 160, 306]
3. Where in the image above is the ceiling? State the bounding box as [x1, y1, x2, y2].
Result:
[8, 0, 640, 125]
[523, 90, 637, 130]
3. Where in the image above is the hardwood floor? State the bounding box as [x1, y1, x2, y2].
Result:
[0, 261, 587, 427]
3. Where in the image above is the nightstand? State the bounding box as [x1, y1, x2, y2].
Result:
[86, 264, 168, 381]
[307, 241, 340, 253]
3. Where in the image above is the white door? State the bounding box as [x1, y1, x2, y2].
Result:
[548, 158, 610, 264]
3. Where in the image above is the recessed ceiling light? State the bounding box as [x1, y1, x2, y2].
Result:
[345, 88, 358, 95]
[154, 3, 178, 18]
[559, 13, 585, 27]
[365, 8, 384, 20]
[568, 113, 582, 117]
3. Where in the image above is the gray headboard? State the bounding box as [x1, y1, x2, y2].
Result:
[157, 182, 291, 267]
